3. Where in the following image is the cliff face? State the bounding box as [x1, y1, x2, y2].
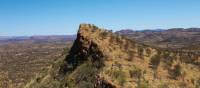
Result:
[25, 24, 200, 88]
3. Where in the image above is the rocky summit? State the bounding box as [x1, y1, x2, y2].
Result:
[24, 24, 200, 88]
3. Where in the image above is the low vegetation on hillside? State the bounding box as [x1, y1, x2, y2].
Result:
[23, 24, 200, 88]
[0, 38, 72, 88]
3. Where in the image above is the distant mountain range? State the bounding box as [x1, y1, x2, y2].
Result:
[0, 35, 76, 44]
[116, 28, 200, 49]
[1, 27, 200, 49]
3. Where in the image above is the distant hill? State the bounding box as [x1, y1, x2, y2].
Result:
[116, 28, 200, 49]
[25, 24, 200, 88]
[0, 35, 76, 45]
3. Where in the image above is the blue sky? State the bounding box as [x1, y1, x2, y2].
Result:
[0, 0, 200, 36]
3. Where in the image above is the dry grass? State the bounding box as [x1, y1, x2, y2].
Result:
[0, 39, 72, 88]
[24, 24, 200, 88]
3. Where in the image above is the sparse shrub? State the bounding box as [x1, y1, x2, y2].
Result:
[129, 66, 142, 82]
[146, 48, 151, 57]
[169, 64, 182, 79]
[114, 61, 122, 68]
[138, 47, 144, 59]
[109, 34, 116, 43]
[111, 68, 126, 86]
[125, 40, 130, 51]
[115, 36, 123, 45]
[162, 54, 173, 70]
[127, 50, 136, 61]
[149, 54, 161, 70]
[112, 69, 123, 79]
[100, 31, 109, 39]
[180, 54, 191, 63]
[36, 77, 41, 83]
[195, 78, 200, 88]
[72, 61, 98, 88]
[137, 80, 150, 88]
[149, 53, 161, 78]
[62, 48, 69, 56]
[118, 74, 126, 86]
[92, 26, 98, 32]
[180, 53, 197, 65]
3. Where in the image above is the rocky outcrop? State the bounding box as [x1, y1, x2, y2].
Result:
[24, 24, 200, 88]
